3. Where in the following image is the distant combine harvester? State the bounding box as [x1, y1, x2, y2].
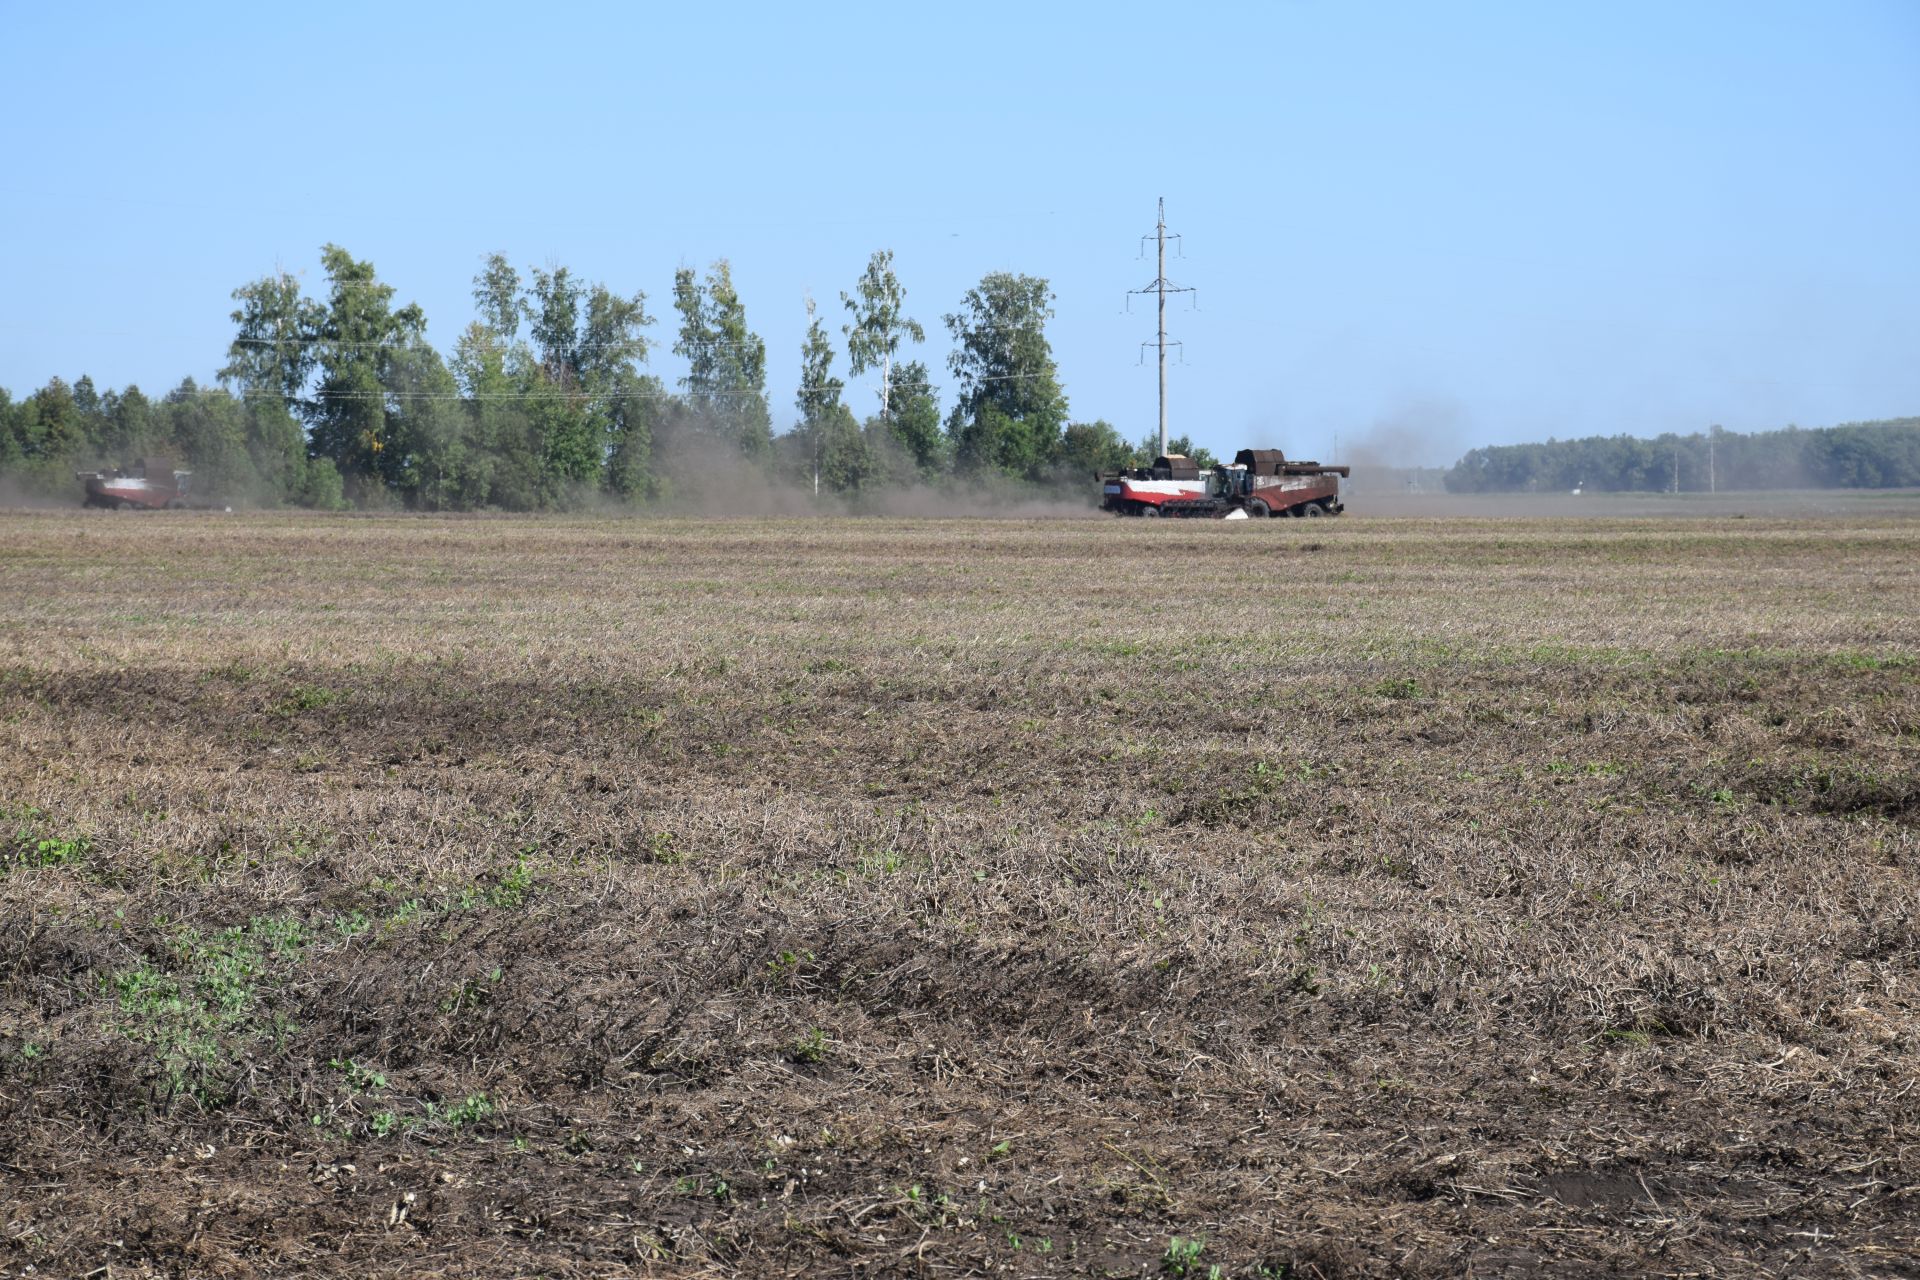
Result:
[76, 457, 223, 510]
[1099, 448, 1349, 519]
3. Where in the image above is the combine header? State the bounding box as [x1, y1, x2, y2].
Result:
[1098, 454, 1208, 517]
[1103, 449, 1349, 518]
[77, 457, 194, 510]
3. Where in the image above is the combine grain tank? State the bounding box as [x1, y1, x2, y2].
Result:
[1098, 454, 1208, 516]
[1157, 449, 1350, 519]
[78, 457, 193, 509]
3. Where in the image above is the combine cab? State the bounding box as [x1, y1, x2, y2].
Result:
[1098, 454, 1208, 516]
[1158, 449, 1350, 519]
[78, 457, 193, 510]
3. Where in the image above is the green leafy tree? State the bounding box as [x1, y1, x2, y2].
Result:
[1055, 420, 1133, 481]
[604, 371, 666, 501]
[382, 343, 471, 507]
[450, 321, 515, 505]
[243, 397, 305, 502]
[158, 380, 258, 499]
[459, 261, 537, 506]
[580, 283, 659, 501]
[306, 244, 426, 495]
[495, 260, 591, 506]
[221, 272, 324, 406]
[473, 253, 522, 341]
[26, 377, 82, 460]
[814, 405, 871, 493]
[673, 260, 771, 458]
[100, 385, 156, 461]
[1133, 431, 1217, 470]
[292, 456, 348, 510]
[797, 296, 843, 429]
[944, 273, 1069, 480]
[71, 375, 101, 420]
[1441, 419, 1920, 492]
[0, 389, 19, 469]
[70, 376, 109, 455]
[525, 265, 585, 388]
[521, 267, 653, 501]
[579, 285, 653, 388]
[530, 377, 604, 496]
[793, 297, 872, 493]
[841, 249, 925, 420]
[0, 378, 99, 496]
[879, 359, 944, 476]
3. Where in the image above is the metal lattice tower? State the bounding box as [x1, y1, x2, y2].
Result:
[1129, 197, 1194, 458]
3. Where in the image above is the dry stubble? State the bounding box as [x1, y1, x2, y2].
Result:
[0, 511, 1915, 1278]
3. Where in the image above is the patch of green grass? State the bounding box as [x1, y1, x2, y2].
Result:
[643, 830, 686, 865]
[273, 683, 340, 716]
[430, 1093, 496, 1130]
[331, 1057, 388, 1093]
[765, 949, 814, 987]
[788, 1026, 829, 1064]
[15, 834, 91, 871]
[441, 966, 503, 1014]
[456, 853, 537, 910]
[109, 914, 308, 1107]
[856, 845, 904, 875]
[1829, 651, 1913, 672]
[3, 806, 94, 876]
[1161, 1235, 1210, 1276]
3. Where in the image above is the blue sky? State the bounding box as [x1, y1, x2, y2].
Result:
[3, 0, 1915, 465]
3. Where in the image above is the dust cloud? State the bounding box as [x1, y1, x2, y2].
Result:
[0, 475, 75, 510]
[644, 457, 1100, 520]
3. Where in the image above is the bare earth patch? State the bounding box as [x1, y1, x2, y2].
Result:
[1, 510, 1915, 1278]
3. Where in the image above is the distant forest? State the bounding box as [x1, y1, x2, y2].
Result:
[1445, 419, 1920, 493]
[0, 244, 1204, 511]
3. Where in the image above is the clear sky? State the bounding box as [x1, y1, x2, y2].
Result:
[3, 0, 1915, 466]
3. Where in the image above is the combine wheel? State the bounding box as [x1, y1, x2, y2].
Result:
[1140, 505, 1161, 518]
[1247, 498, 1270, 518]
[1302, 502, 1325, 518]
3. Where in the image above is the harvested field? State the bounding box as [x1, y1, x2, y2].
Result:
[1, 510, 1916, 1279]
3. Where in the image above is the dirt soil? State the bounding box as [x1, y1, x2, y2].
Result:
[1, 510, 1915, 1278]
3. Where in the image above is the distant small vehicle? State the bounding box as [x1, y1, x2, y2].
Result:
[78, 457, 194, 509]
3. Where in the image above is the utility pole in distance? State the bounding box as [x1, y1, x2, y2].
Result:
[1129, 198, 1194, 459]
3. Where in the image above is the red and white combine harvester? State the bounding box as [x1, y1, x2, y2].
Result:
[1101, 449, 1349, 518]
[77, 457, 196, 509]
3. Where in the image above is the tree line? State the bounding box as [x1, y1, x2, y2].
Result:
[0, 245, 1198, 510]
[1444, 419, 1920, 494]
